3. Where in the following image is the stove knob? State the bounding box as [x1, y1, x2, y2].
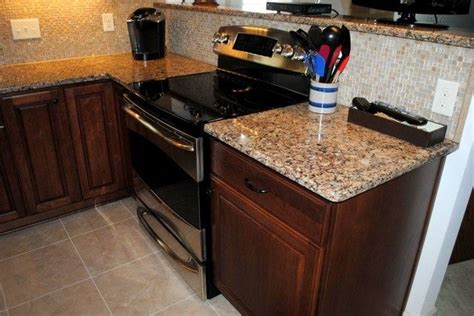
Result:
[219, 33, 229, 44]
[212, 32, 221, 44]
[280, 44, 294, 58]
[292, 47, 306, 61]
[272, 43, 282, 54]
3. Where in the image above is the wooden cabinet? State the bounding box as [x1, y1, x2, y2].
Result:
[211, 176, 321, 316]
[0, 121, 26, 223]
[209, 138, 445, 316]
[65, 82, 125, 199]
[1, 89, 81, 215]
[0, 81, 130, 232]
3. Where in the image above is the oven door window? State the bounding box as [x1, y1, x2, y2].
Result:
[129, 131, 201, 228]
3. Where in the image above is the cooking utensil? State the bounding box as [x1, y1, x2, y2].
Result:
[332, 56, 349, 83]
[321, 25, 342, 82]
[289, 30, 309, 50]
[308, 26, 323, 50]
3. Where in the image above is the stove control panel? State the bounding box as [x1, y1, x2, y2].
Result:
[212, 25, 306, 74]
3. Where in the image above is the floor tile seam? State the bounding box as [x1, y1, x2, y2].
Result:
[206, 299, 221, 316]
[0, 284, 9, 316]
[150, 293, 196, 315]
[66, 215, 137, 239]
[0, 237, 70, 263]
[92, 250, 160, 278]
[95, 200, 135, 225]
[119, 199, 137, 217]
[5, 277, 93, 311]
[59, 219, 114, 316]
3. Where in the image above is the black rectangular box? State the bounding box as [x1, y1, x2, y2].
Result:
[266, 2, 332, 15]
[347, 107, 447, 148]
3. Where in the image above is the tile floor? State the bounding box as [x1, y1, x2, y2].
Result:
[0, 198, 240, 316]
[436, 259, 474, 316]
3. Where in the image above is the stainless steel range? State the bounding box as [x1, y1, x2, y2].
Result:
[123, 25, 310, 300]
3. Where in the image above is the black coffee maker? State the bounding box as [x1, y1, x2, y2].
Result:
[127, 8, 166, 60]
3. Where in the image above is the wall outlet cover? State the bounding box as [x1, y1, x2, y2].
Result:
[10, 18, 41, 40]
[102, 13, 115, 32]
[432, 79, 459, 117]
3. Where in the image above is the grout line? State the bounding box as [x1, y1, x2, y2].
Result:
[59, 220, 114, 316]
[92, 251, 160, 278]
[67, 215, 135, 239]
[151, 293, 196, 315]
[0, 284, 9, 316]
[0, 238, 70, 263]
[6, 277, 92, 311]
[207, 299, 220, 316]
[119, 199, 137, 218]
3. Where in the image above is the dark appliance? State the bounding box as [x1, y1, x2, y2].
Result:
[353, 0, 471, 28]
[127, 8, 165, 60]
[123, 25, 309, 300]
[266, 2, 332, 15]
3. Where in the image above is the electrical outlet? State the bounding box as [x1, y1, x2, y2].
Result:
[10, 18, 41, 40]
[432, 79, 459, 117]
[102, 13, 115, 32]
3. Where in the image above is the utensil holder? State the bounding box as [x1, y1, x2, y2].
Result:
[309, 80, 338, 114]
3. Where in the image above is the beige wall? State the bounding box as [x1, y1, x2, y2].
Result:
[0, 0, 154, 65]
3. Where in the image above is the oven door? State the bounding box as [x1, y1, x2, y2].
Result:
[122, 94, 204, 229]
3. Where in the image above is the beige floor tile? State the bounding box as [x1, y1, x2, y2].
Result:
[0, 220, 67, 260]
[94, 254, 192, 316]
[155, 295, 217, 316]
[97, 200, 134, 223]
[0, 311, 6, 316]
[208, 295, 240, 316]
[8, 280, 109, 316]
[0, 286, 5, 311]
[72, 218, 156, 275]
[61, 208, 108, 237]
[436, 259, 474, 316]
[0, 240, 89, 307]
[121, 197, 138, 215]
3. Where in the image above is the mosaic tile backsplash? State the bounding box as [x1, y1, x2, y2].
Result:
[0, 0, 154, 65]
[161, 8, 473, 141]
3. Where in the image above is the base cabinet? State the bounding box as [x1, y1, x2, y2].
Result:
[209, 139, 444, 316]
[1, 89, 81, 215]
[211, 176, 321, 316]
[0, 81, 130, 232]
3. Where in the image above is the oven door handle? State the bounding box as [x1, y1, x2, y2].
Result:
[122, 97, 195, 153]
[137, 207, 200, 273]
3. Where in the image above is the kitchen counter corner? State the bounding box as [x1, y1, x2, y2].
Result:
[204, 104, 457, 202]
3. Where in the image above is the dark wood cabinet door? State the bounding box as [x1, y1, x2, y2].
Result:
[211, 175, 321, 316]
[1, 89, 82, 214]
[0, 124, 26, 223]
[65, 82, 125, 199]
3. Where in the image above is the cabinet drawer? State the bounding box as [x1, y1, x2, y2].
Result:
[210, 140, 330, 246]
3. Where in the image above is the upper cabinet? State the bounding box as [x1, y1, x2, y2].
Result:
[65, 82, 126, 200]
[1, 89, 82, 215]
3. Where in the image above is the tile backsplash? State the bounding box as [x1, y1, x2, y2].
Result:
[0, 0, 154, 65]
[162, 8, 473, 141]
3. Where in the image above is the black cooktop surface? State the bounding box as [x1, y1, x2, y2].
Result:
[128, 70, 307, 127]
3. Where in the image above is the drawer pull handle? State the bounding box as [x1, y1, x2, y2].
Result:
[244, 178, 269, 194]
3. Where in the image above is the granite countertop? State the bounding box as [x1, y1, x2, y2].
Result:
[205, 104, 457, 202]
[0, 53, 216, 95]
[154, 2, 473, 48]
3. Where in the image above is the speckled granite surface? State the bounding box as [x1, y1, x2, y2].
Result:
[0, 53, 216, 94]
[205, 104, 457, 202]
[154, 2, 473, 48]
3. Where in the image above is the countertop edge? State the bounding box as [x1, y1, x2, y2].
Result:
[154, 2, 473, 49]
[204, 112, 458, 203]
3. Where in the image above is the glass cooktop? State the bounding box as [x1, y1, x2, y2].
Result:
[128, 70, 307, 127]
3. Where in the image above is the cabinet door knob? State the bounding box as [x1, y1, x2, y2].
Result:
[244, 178, 269, 194]
[51, 98, 58, 104]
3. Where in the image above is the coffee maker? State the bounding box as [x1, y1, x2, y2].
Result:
[127, 8, 166, 60]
